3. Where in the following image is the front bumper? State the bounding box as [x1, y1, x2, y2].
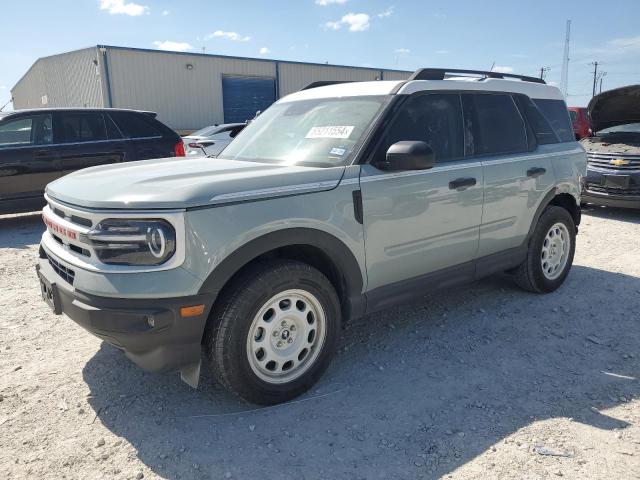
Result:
[36, 253, 214, 376]
[582, 168, 640, 209]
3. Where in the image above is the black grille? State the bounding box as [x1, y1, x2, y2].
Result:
[46, 253, 75, 285]
[586, 184, 640, 197]
[49, 203, 93, 228]
[587, 153, 640, 171]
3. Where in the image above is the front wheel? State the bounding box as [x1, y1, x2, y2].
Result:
[513, 206, 576, 293]
[204, 260, 341, 405]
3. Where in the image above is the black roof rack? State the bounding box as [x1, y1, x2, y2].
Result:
[300, 80, 354, 91]
[409, 68, 546, 84]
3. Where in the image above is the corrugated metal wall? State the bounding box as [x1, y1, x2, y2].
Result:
[277, 63, 384, 97]
[12, 46, 412, 130]
[382, 70, 412, 81]
[11, 47, 104, 110]
[106, 49, 276, 130]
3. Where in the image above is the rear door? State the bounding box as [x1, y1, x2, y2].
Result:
[359, 93, 484, 297]
[110, 111, 173, 160]
[56, 112, 129, 176]
[465, 93, 556, 258]
[0, 113, 57, 202]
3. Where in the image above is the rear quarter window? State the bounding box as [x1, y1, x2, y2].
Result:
[533, 99, 574, 142]
[109, 112, 163, 139]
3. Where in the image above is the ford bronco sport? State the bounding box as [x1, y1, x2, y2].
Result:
[36, 68, 586, 405]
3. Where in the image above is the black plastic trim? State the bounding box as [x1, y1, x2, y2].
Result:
[409, 68, 546, 84]
[197, 228, 365, 316]
[352, 190, 363, 224]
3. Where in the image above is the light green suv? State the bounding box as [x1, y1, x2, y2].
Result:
[36, 68, 587, 404]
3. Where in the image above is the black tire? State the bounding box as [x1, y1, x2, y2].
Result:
[514, 206, 576, 293]
[204, 259, 341, 405]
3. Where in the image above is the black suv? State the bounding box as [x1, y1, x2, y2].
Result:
[0, 108, 184, 215]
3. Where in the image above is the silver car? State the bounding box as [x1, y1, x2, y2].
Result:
[36, 68, 586, 405]
[183, 123, 246, 157]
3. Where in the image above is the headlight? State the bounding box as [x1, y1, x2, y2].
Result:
[85, 219, 176, 266]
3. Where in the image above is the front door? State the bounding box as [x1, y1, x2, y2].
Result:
[0, 113, 57, 202]
[359, 93, 484, 303]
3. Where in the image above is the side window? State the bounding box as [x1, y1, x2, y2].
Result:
[0, 115, 52, 148]
[61, 113, 107, 143]
[104, 114, 123, 140]
[532, 99, 574, 142]
[110, 112, 162, 139]
[513, 95, 559, 145]
[462, 93, 528, 156]
[375, 93, 464, 164]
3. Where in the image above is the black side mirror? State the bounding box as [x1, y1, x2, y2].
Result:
[378, 141, 435, 171]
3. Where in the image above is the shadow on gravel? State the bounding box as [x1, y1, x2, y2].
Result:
[582, 205, 640, 224]
[83, 265, 640, 479]
[0, 213, 44, 249]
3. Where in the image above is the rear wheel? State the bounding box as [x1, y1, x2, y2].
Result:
[514, 206, 576, 293]
[205, 260, 341, 405]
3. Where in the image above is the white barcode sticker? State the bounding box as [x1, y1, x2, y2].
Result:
[306, 126, 354, 139]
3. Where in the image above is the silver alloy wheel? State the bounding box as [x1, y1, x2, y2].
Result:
[247, 289, 327, 384]
[541, 222, 571, 280]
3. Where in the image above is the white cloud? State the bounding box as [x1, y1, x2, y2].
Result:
[207, 30, 251, 42]
[315, 0, 347, 5]
[259, 47, 270, 55]
[435, 49, 450, 55]
[325, 12, 370, 32]
[432, 13, 446, 20]
[152, 41, 193, 52]
[324, 21, 341, 30]
[377, 6, 394, 18]
[607, 35, 640, 52]
[493, 65, 514, 73]
[161, 9, 169, 16]
[99, 0, 149, 16]
[342, 13, 370, 31]
[394, 48, 410, 54]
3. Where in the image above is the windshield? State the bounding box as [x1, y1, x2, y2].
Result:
[598, 123, 640, 135]
[219, 96, 389, 167]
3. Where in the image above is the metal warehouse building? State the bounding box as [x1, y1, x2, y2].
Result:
[11, 45, 411, 132]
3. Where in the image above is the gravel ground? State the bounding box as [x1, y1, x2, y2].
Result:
[0, 206, 638, 480]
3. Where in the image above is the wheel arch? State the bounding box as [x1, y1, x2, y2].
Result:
[198, 228, 366, 322]
[528, 188, 581, 240]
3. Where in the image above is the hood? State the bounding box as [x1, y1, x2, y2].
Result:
[46, 157, 345, 210]
[588, 84, 640, 132]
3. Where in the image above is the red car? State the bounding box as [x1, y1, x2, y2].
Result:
[568, 107, 590, 139]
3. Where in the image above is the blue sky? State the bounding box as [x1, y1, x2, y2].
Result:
[1, 0, 639, 110]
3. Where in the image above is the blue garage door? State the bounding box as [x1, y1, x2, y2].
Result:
[222, 75, 276, 123]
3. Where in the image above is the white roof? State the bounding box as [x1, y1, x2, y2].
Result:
[280, 81, 402, 103]
[280, 77, 563, 103]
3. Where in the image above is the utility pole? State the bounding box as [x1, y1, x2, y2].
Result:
[591, 61, 599, 98]
[539, 66, 550, 80]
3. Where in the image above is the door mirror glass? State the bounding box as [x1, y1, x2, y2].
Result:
[378, 141, 435, 171]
